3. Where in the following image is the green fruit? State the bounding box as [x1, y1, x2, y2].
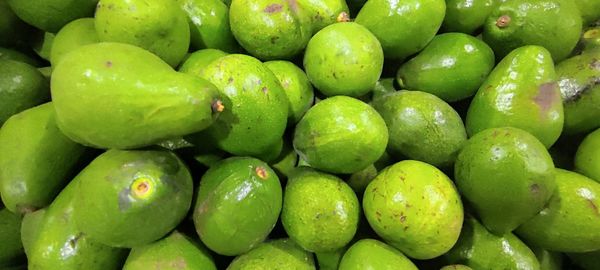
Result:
[567, 250, 600, 270]
[444, 216, 540, 270]
[50, 18, 99, 68]
[0, 47, 41, 67]
[575, 128, 600, 182]
[178, 49, 228, 76]
[455, 127, 556, 234]
[372, 91, 467, 168]
[178, 0, 239, 52]
[315, 248, 345, 270]
[442, 0, 496, 34]
[95, 0, 190, 66]
[270, 139, 299, 179]
[73, 149, 193, 248]
[32, 32, 54, 61]
[364, 160, 463, 259]
[293, 96, 388, 174]
[6, 0, 97, 33]
[532, 247, 564, 270]
[0, 1, 35, 48]
[482, 0, 582, 62]
[396, 33, 495, 102]
[338, 239, 418, 270]
[0, 103, 85, 214]
[466, 46, 563, 148]
[229, 0, 311, 60]
[264, 60, 314, 124]
[20, 209, 45, 257]
[303, 22, 383, 97]
[574, 0, 600, 26]
[281, 167, 359, 252]
[0, 209, 23, 267]
[371, 78, 397, 101]
[355, 0, 445, 61]
[298, 0, 349, 33]
[123, 231, 216, 270]
[581, 27, 600, 51]
[227, 239, 315, 270]
[440, 265, 473, 270]
[0, 59, 49, 125]
[515, 169, 600, 252]
[193, 157, 282, 256]
[51, 42, 222, 149]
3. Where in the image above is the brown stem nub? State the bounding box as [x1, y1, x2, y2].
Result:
[496, 15, 511, 28]
[211, 99, 225, 113]
[134, 181, 149, 196]
[255, 166, 268, 179]
[337, 12, 350, 23]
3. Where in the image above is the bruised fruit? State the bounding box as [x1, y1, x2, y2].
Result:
[264, 60, 315, 124]
[338, 239, 418, 270]
[227, 238, 315, 270]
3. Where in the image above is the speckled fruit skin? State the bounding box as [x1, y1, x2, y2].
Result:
[454, 127, 556, 235]
[293, 96, 388, 174]
[338, 239, 418, 270]
[303, 22, 383, 97]
[281, 167, 359, 253]
[227, 238, 315, 270]
[264, 60, 314, 125]
[178, 0, 239, 52]
[442, 0, 496, 34]
[298, 0, 349, 33]
[575, 128, 600, 182]
[363, 160, 464, 260]
[179, 49, 228, 77]
[50, 18, 99, 69]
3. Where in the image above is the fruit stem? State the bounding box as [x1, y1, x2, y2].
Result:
[211, 99, 225, 113]
[337, 12, 350, 23]
[496, 15, 511, 28]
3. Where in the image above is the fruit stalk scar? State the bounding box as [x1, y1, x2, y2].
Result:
[496, 15, 511, 28]
[211, 99, 225, 113]
[255, 166, 268, 179]
[337, 12, 350, 23]
[131, 177, 152, 198]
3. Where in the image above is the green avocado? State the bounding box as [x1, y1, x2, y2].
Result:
[269, 138, 299, 179]
[440, 265, 473, 270]
[95, 0, 190, 67]
[0, 59, 49, 125]
[363, 160, 463, 259]
[303, 22, 383, 97]
[72, 149, 193, 248]
[575, 128, 600, 182]
[466, 45, 563, 148]
[0, 103, 85, 214]
[0, 47, 41, 67]
[346, 152, 393, 196]
[396, 33, 495, 102]
[193, 157, 282, 256]
[20, 209, 45, 257]
[372, 91, 467, 168]
[482, 0, 582, 62]
[50, 18, 99, 69]
[444, 216, 540, 270]
[442, 0, 496, 34]
[567, 250, 600, 270]
[515, 169, 600, 252]
[0, 208, 23, 267]
[178, 0, 239, 52]
[532, 247, 563, 270]
[229, 0, 311, 60]
[6, 0, 97, 33]
[293, 96, 388, 174]
[51, 42, 222, 149]
[178, 49, 228, 76]
[338, 239, 418, 270]
[582, 27, 600, 51]
[454, 127, 556, 234]
[355, 0, 445, 61]
[227, 238, 315, 270]
[281, 167, 359, 253]
[123, 231, 216, 270]
[315, 248, 345, 270]
[574, 0, 600, 26]
[371, 78, 397, 101]
[0, 0, 35, 48]
[264, 60, 315, 124]
[298, 0, 349, 33]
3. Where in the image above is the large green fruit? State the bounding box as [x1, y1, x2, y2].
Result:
[6, 0, 97, 33]
[178, 0, 239, 52]
[338, 239, 418, 270]
[0, 59, 49, 125]
[0, 209, 23, 267]
[227, 239, 315, 270]
[50, 18, 99, 68]
[298, 0, 349, 33]
[264, 60, 314, 125]
[442, 0, 496, 34]
[575, 128, 600, 182]
[178, 48, 228, 76]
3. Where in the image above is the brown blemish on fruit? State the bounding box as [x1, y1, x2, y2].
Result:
[228, 77, 234, 84]
[584, 29, 599, 39]
[496, 15, 511, 28]
[530, 183, 540, 194]
[590, 59, 600, 70]
[587, 199, 600, 216]
[105, 61, 112, 68]
[399, 175, 405, 182]
[337, 12, 350, 22]
[534, 82, 558, 113]
[256, 166, 268, 179]
[264, 4, 283, 13]
[262, 86, 268, 94]
[133, 181, 149, 197]
[211, 99, 225, 113]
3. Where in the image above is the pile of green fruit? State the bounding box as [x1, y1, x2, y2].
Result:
[2, 0, 600, 269]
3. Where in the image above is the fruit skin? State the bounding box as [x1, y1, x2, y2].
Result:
[6, 0, 97, 33]
[0, 103, 85, 214]
[355, 0, 445, 61]
[281, 167, 359, 253]
[178, 0, 239, 52]
[574, 0, 600, 26]
[371, 78, 397, 101]
[315, 248, 345, 270]
[50, 18, 99, 68]
[575, 128, 600, 182]
[455, 127, 556, 235]
[229, 0, 312, 60]
[227, 238, 315, 270]
[0, 208, 23, 267]
[0, 59, 49, 125]
[567, 250, 600, 270]
[51, 42, 222, 149]
[466, 46, 563, 148]
[20, 209, 45, 257]
[372, 91, 467, 168]
[193, 157, 282, 256]
[303, 22, 383, 97]
[95, 0, 190, 67]
[264, 60, 315, 125]
[581, 27, 600, 51]
[293, 96, 388, 174]
[515, 169, 600, 252]
[338, 239, 418, 270]
[442, 0, 496, 34]
[482, 0, 582, 62]
[298, 0, 349, 33]
[178, 49, 228, 76]
[123, 231, 216, 270]
[0, 48, 41, 67]
[396, 33, 495, 102]
[444, 216, 540, 270]
[440, 265, 473, 270]
[73, 149, 193, 248]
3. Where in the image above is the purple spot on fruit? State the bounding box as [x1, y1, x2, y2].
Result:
[264, 3, 283, 13]
[534, 82, 558, 113]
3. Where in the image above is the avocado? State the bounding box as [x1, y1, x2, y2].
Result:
[532, 247, 563, 270]
[442, 0, 496, 34]
[0, 0, 36, 48]
[0, 208, 23, 267]
[178, 49, 228, 76]
[178, 0, 239, 52]
[574, 0, 600, 26]
[0, 59, 49, 125]
[466, 45, 563, 148]
[515, 169, 600, 252]
[575, 128, 600, 182]
[264, 60, 315, 124]
[293, 96, 388, 174]
[482, 0, 582, 62]
[337, 239, 418, 270]
[298, 0, 349, 33]
[567, 250, 600, 270]
[455, 127, 556, 234]
[20, 209, 45, 257]
[440, 265, 473, 270]
[50, 18, 99, 68]
[193, 157, 282, 256]
[227, 238, 315, 270]
[95, 0, 190, 67]
[0, 103, 86, 214]
[51, 42, 222, 149]
[303, 22, 383, 97]
[315, 248, 345, 270]
[582, 27, 600, 51]
[396, 33, 495, 102]
[6, 0, 97, 33]
[371, 78, 397, 101]
[0, 47, 41, 67]
[281, 167, 359, 252]
[72, 149, 193, 248]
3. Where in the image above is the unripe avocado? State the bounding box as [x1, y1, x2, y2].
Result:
[0, 208, 23, 267]
[50, 18, 99, 69]
[575, 128, 600, 182]
[178, 0, 239, 52]
[0, 59, 49, 125]
[6, 0, 97, 33]
[298, 0, 349, 33]
[178, 49, 228, 76]
[338, 239, 418, 270]
[227, 238, 315, 270]
[20, 209, 45, 257]
[264, 60, 315, 124]
[574, 0, 600, 26]
[442, 0, 496, 34]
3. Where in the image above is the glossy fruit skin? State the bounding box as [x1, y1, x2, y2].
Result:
[50, 18, 99, 68]
[372, 91, 467, 168]
[444, 216, 540, 270]
[0, 59, 49, 125]
[281, 167, 359, 253]
[0, 48, 40, 67]
[355, 0, 445, 61]
[6, 0, 97, 33]
[303, 22, 383, 97]
[0, 103, 85, 214]
[298, 0, 349, 33]
[455, 127, 556, 234]
[178, 49, 228, 76]
[338, 239, 418, 270]
[227, 238, 315, 270]
[178, 0, 239, 52]
[264, 60, 314, 125]
[442, 0, 496, 34]
[20, 209, 45, 257]
[396, 33, 495, 102]
[574, 0, 600, 26]
[293, 96, 388, 174]
[194, 157, 282, 256]
[95, 0, 190, 67]
[575, 128, 600, 182]
[364, 160, 463, 259]
[483, 0, 582, 62]
[51, 42, 222, 149]
[73, 150, 193, 248]
[0, 209, 23, 267]
[466, 46, 563, 148]
[515, 169, 600, 252]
